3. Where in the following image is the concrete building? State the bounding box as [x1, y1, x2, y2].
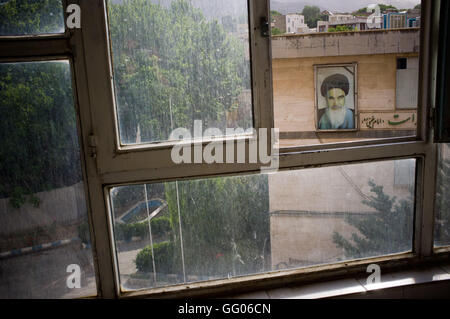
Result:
[317, 8, 421, 33]
[328, 14, 354, 24]
[383, 12, 408, 29]
[382, 9, 421, 29]
[286, 14, 308, 34]
[317, 20, 329, 32]
[318, 13, 381, 32]
[269, 159, 415, 269]
[271, 14, 286, 33]
[271, 28, 420, 147]
[269, 29, 420, 269]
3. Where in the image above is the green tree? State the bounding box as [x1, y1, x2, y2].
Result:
[271, 27, 283, 36]
[270, 10, 281, 16]
[108, 0, 251, 144]
[163, 175, 270, 278]
[0, 1, 81, 207]
[0, 62, 81, 206]
[0, 0, 64, 35]
[328, 25, 354, 32]
[333, 180, 414, 258]
[222, 15, 237, 33]
[301, 5, 321, 28]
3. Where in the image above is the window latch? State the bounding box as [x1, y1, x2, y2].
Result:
[88, 134, 97, 159]
[260, 17, 270, 38]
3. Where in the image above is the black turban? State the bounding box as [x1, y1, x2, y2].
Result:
[320, 73, 350, 97]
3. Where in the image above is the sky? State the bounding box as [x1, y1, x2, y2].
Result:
[273, 0, 421, 12]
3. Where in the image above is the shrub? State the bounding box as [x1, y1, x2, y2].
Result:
[130, 222, 148, 239]
[114, 223, 134, 242]
[135, 241, 180, 274]
[114, 218, 172, 242]
[78, 222, 91, 244]
[150, 217, 172, 237]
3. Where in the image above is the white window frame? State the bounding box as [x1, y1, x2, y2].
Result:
[0, 0, 448, 299]
[77, 0, 274, 179]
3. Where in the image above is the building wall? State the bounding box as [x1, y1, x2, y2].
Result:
[330, 14, 355, 23]
[271, 29, 420, 147]
[270, 213, 359, 269]
[317, 20, 328, 32]
[273, 53, 417, 133]
[268, 160, 411, 213]
[0, 183, 87, 237]
[286, 14, 306, 33]
[268, 29, 419, 269]
[272, 14, 286, 33]
[268, 155, 415, 269]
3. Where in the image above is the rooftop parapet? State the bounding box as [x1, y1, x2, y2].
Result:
[272, 28, 420, 59]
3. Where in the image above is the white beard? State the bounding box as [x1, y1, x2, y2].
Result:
[326, 106, 347, 129]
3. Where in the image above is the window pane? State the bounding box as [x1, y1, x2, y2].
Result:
[0, 0, 65, 36]
[107, 0, 252, 145]
[110, 159, 415, 291]
[435, 143, 450, 247]
[270, 1, 421, 148]
[0, 61, 96, 298]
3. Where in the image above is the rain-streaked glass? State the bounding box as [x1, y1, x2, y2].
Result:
[107, 0, 252, 145]
[269, 1, 421, 149]
[0, 61, 96, 298]
[110, 159, 415, 291]
[435, 143, 450, 247]
[0, 0, 65, 36]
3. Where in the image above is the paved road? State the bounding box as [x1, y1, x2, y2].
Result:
[0, 243, 96, 298]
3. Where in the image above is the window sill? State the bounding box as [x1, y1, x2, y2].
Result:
[230, 263, 450, 299]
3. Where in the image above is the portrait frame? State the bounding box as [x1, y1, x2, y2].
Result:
[314, 63, 358, 132]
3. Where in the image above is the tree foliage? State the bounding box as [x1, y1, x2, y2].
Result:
[135, 241, 178, 274]
[0, 62, 81, 206]
[163, 174, 270, 277]
[271, 27, 283, 36]
[1, 0, 252, 209]
[109, 0, 251, 144]
[301, 5, 321, 28]
[328, 25, 354, 32]
[0, 0, 64, 35]
[333, 180, 414, 258]
[0, 1, 79, 206]
[270, 10, 281, 16]
[354, 4, 398, 15]
[133, 175, 270, 279]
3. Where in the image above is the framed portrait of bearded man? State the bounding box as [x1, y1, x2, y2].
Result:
[314, 63, 358, 131]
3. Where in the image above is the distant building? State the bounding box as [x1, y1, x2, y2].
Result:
[316, 8, 420, 33]
[328, 14, 354, 24]
[320, 10, 332, 18]
[270, 28, 420, 268]
[317, 20, 328, 32]
[317, 14, 371, 32]
[286, 14, 308, 33]
[271, 14, 309, 34]
[271, 14, 286, 33]
[331, 16, 370, 31]
[382, 9, 421, 29]
[383, 12, 408, 29]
